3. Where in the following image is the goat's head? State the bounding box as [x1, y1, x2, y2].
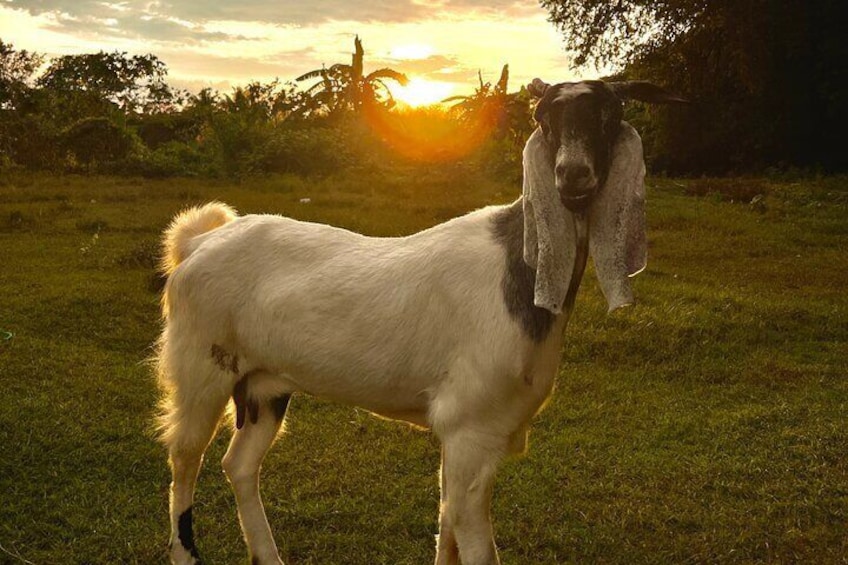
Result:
[529, 79, 687, 212]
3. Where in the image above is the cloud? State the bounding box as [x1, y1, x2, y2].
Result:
[9, 0, 425, 26]
[2, 0, 581, 96]
[40, 13, 246, 44]
[9, 0, 535, 29]
[158, 48, 319, 83]
[365, 53, 478, 84]
[376, 54, 458, 73]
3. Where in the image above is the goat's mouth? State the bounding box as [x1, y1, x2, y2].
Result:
[561, 192, 592, 211]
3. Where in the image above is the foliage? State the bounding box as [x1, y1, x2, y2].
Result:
[541, 0, 847, 173]
[444, 64, 512, 123]
[0, 112, 62, 169]
[538, 0, 700, 68]
[262, 125, 355, 174]
[296, 36, 409, 117]
[0, 39, 44, 111]
[441, 65, 534, 180]
[37, 50, 175, 114]
[61, 117, 139, 170]
[444, 65, 534, 137]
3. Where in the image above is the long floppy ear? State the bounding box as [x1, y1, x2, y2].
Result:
[608, 81, 688, 104]
[522, 127, 577, 315]
[589, 122, 648, 311]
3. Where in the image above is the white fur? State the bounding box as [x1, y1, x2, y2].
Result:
[157, 202, 568, 565]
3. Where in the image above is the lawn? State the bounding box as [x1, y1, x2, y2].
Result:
[0, 168, 846, 564]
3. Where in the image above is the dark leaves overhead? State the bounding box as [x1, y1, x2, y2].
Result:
[539, 0, 705, 67]
[540, 0, 847, 172]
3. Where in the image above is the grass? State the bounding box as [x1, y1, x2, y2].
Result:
[0, 167, 846, 564]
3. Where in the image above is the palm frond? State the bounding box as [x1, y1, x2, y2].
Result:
[304, 81, 327, 95]
[328, 64, 352, 74]
[366, 69, 409, 86]
[296, 68, 326, 82]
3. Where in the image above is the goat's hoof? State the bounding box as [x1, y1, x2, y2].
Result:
[169, 544, 202, 565]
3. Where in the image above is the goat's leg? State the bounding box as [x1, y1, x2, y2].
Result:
[435, 445, 459, 565]
[222, 392, 291, 565]
[164, 392, 229, 565]
[437, 434, 504, 565]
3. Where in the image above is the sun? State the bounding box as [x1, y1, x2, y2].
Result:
[392, 78, 455, 107]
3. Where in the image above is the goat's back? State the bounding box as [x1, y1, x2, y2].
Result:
[162, 207, 529, 415]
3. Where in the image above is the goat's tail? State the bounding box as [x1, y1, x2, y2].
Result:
[161, 202, 238, 276]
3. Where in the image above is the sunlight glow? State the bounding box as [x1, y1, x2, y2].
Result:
[390, 44, 435, 60]
[391, 78, 454, 107]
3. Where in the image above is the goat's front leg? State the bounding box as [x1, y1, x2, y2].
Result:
[436, 433, 504, 565]
[435, 445, 459, 565]
[222, 390, 291, 565]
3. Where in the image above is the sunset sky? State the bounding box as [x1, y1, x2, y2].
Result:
[0, 0, 599, 105]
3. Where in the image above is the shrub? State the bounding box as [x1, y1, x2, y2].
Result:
[123, 141, 211, 177]
[61, 117, 138, 171]
[263, 125, 354, 175]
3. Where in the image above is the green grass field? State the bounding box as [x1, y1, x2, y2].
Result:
[1, 168, 846, 564]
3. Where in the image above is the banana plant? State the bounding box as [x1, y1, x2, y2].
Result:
[296, 36, 409, 116]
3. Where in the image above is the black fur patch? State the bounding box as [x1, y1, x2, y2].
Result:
[177, 506, 201, 560]
[232, 375, 259, 429]
[271, 394, 291, 422]
[211, 344, 239, 374]
[490, 202, 555, 343]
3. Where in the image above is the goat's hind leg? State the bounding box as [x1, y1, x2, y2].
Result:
[159, 365, 230, 564]
[222, 376, 291, 565]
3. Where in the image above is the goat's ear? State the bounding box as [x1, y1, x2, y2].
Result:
[589, 122, 648, 311]
[608, 81, 688, 104]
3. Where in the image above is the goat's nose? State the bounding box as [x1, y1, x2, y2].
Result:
[564, 164, 591, 186]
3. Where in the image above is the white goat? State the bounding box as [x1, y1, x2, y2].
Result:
[156, 79, 686, 565]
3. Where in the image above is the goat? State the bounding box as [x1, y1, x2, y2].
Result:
[156, 78, 686, 565]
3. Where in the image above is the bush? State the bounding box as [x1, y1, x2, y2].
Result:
[122, 141, 211, 177]
[200, 112, 273, 176]
[263, 126, 354, 175]
[133, 113, 202, 149]
[0, 113, 62, 169]
[61, 117, 138, 171]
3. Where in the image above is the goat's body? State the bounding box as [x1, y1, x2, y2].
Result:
[162, 203, 560, 430]
[158, 201, 566, 565]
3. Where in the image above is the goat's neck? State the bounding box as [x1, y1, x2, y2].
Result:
[561, 209, 590, 323]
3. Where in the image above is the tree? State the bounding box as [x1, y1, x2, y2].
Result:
[37, 51, 174, 115]
[220, 80, 297, 124]
[541, 0, 847, 172]
[444, 65, 510, 115]
[443, 64, 534, 144]
[0, 40, 43, 111]
[296, 36, 408, 116]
